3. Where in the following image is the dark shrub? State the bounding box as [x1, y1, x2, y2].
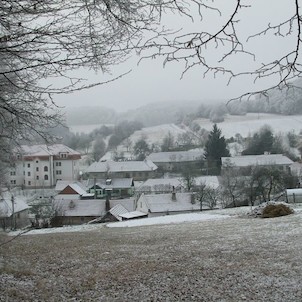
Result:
[262, 203, 294, 218]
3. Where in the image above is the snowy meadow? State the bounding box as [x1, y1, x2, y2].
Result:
[1, 207, 302, 301]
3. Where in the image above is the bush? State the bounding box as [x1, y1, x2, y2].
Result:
[262, 203, 294, 218]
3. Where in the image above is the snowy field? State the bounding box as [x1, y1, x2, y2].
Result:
[128, 123, 187, 145]
[68, 114, 302, 141]
[195, 113, 302, 138]
[1, 207, 302, 301]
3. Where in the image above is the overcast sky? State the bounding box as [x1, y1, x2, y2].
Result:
[54, 1, 293, 112]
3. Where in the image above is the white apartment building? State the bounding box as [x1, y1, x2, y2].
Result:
[9, 144, 81, 188]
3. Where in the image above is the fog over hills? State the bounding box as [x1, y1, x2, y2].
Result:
[65, 79, 302, 131]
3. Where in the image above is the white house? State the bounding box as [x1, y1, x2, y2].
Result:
[136, 192, 210, 217]
[221, 154, 294, 175]
[146, 149, 204, 171]
[9, 144, 81, 188]
[137, 178, 184, 194]
[85, 160, 158, 181]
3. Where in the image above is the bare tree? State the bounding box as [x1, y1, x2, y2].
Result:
[0, 0, 162, 162]
[140, 1, 302, 100]
[2, 1, 302, 184]
[221, 161, 245, 207]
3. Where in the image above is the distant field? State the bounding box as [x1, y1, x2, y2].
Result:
[1, 210, 302, 301]
[195, 113, 302, 138]
[68, 114, 302, 140]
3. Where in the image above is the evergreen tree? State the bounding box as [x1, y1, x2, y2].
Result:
[204, 124, 230, 174]
[243, 126, 277, 155]
[133, 138, 150, 161]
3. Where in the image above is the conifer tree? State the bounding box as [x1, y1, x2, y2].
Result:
[204, 124, 230, 174]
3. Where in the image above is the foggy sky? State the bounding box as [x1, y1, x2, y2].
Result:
[54, 1, 293, 112]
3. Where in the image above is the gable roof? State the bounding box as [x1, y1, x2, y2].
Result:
[194, 176, 220, 189]
[85, 178, 134, 190]
[0, 196, 29, 217]
[53, 199, 106, 217]
[138, 193, 209, 213]
[55, 181, 88, 195]
[109, 204, 129, 221]
[147, 149, 204, 163]
[137, 178, 183, 192]
[221, 154, 293, 167]
[85, 160, 157, 174]
[109, 198, 136, 211]
[16, 144, 81, 160]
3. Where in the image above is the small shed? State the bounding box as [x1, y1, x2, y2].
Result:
[0, 195, 30, 230]
[286, 188, 302, 203]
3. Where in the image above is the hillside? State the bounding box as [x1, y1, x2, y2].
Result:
[194, 113, 302, 138]
[1, 208, 302, 301]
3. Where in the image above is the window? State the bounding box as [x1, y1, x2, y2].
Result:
[23, 171, 25, 176]
[56, 170, 62, 175]
[36, 176, 39, 180]
[44, 175, 48, 180]
[56, 162, 62, 167]
[10, 180, 16, 185]
[10, 171, 16, 176]
[28, 181, 31, 185]
[44, 166, 48, 172]
[36, 167, 39, 172]
[36, 160, 38, 164]
[27, 163, 30, 168]
[27, 172, 31, 176]
[60, 153, 67, 159]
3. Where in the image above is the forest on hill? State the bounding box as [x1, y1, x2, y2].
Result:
[65, 79, 302, 128]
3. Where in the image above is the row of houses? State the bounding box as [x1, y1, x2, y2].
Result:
[3, 143, 302, 229]
[8, 144, 300, 188]
[8, 145, 206, 188]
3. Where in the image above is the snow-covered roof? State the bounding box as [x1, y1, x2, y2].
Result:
[109, 204, 129, 221]
[147, 149, 204, 163]
[119, 211, 148, 219]
[110, 199, 135, 212]
[0, 196, 29, 217]
[85, 178, 134, 190]
[17, 144, 81, 158]
[85, 160, 157, 173]
[194, 176, 220, 189]
[53, 199, 106, 217]
[221, 154, 293, 167]
[55, 181, 88, 195]
[137, 178, 183, 192]
[138, 193, 208, 213]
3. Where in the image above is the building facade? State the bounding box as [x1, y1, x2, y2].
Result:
[9, 144, 81, 188]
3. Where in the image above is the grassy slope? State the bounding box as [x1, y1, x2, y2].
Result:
[1, 212, 302, 301]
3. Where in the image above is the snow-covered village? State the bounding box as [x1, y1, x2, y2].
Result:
[2, 1, 302, 301]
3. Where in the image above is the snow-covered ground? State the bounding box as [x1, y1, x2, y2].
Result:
[8, 205, 300, 235]
[2, 204, 302, 301]
[128, 123, 187, 146]
[68, 113, 302, 142]
[195, 113, 302, 138]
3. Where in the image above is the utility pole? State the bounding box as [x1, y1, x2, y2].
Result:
[11, 195, 16, 230]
